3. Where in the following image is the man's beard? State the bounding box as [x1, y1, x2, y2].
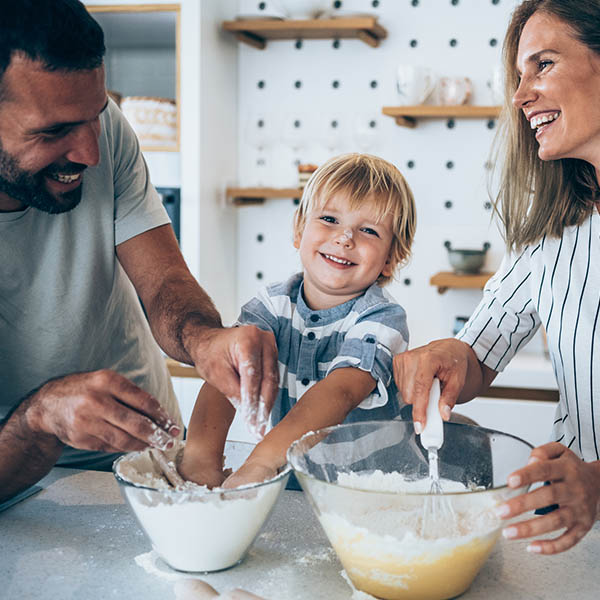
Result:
[0, 144, 85, 214]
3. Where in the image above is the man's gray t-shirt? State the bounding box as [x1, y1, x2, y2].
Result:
[0, 99, 182, 466]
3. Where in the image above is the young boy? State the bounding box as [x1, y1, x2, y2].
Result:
[180, 153, 416, 488]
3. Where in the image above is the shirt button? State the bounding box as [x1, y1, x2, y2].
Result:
[301, 378, 310, 386]
[310, 314, 319, 322]
[366, 337, 375, 344]
[307, 332, 316, 340]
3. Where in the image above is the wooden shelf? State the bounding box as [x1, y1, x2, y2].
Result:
[430, 271, 493, 294]
[222, 16, 387, 49]
[165, 358, 199, 379]
[382, 105, 502, 128]
[226, 187, 303, 205]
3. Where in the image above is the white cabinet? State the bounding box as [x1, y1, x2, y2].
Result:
[86, 1, 239, 324]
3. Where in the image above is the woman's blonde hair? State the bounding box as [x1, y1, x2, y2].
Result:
[493, 0, 600, 251]
[293, 153, 416, 285]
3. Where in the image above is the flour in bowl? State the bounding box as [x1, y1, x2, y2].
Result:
[115, 444, 289, 572]
[316, 470, 502, 600]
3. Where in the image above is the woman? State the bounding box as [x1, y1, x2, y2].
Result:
[394, 0, 600, 555]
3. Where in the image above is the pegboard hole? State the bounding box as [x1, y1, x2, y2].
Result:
[257, 234, 264, 242]
[293, 198, 300, 205]
[294, 119, 301, 128]
[491, 0, 500, 4]
[258, 2, 266, 10]
[257, 80, 265, 89]
[333, 0, 342, 8]
[449, 38, 458, 47]
[484, 201, 493, 211]
[332, 39, 341, 49]
[372, 0, 380, 7]
[407, 160, 415, 169]
[332, 79, 340, 89]
[489, 38, 498, 47]
[331, 120, 338, 128]
[370, 80, 378, 89]
[256, 272, 263, 280]
[403, 278, 412, 286]
[411, 0, 419, 6]
[295, 39, 303, 50]
[446, 161, 454, 169]
[410, 39, 418, 48]
[369, 120, 377, 128]
[294, 80, 302, 89]
[487, 119, 496, 129]
[444, 200, 453, 209]
[447, 119, 455, 129]
[451, 0, 459, 5]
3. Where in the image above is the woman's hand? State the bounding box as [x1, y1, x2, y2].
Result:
[222, 458, 277, 489]
[393, 338, 491, 432]
[496, 442, 600, 554]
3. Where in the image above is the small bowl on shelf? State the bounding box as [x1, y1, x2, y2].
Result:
[445, 241, 490, 274]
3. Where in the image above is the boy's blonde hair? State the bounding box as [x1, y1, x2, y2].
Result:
[293, 153, 416, 285]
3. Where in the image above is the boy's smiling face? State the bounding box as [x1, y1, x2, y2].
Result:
[294, 193, 394, 310]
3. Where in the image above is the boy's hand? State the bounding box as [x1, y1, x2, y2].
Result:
[222, 458, 277, 489]
[178, 452, 231, 489]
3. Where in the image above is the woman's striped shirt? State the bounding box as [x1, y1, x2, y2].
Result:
[458, 210, 600, 461]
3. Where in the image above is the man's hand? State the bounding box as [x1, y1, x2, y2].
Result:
[186, 326, 279, 439]
[495, 443, 600, 554]
[26, 369, 180, 452]
[222, 458, 277, 489]
[393, 338, 495, 433]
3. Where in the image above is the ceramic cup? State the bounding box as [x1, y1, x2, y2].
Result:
[487, 66, 504, 104]
[396, 65, 436, 105]
[436, 76, 473, 105]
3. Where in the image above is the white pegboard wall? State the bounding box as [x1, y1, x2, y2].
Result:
[234, 0, 545, 352]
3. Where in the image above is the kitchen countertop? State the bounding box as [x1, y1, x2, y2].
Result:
[1, 468, 598, 599]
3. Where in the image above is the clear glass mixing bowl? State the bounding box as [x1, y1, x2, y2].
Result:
[113, 440, 290, 573]
[287, 420, 533, 600]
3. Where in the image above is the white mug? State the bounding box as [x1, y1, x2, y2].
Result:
[396, 65, 436, 105]
[436, 76, 472, 105]
[487, 66, 504, 104]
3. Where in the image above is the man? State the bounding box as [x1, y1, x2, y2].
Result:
[0, 0, 278, 501]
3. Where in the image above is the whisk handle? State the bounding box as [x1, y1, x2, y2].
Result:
[420, 378, 443, 450]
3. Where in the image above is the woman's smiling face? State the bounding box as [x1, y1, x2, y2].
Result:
[512, 11, 600, 167]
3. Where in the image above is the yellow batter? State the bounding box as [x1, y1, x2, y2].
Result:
[331, 528, 499, 600]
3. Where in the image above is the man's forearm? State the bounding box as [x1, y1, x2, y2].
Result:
[0, 396, 63, 501]
[146, 271, 223, 364]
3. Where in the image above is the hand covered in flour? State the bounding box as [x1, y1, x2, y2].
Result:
[222, 458, 278, 489]
[23, 370, 181, 452]
[187, 326, 279, 439]
[495, 442, 600, 554]
[178, 453, 232, 489]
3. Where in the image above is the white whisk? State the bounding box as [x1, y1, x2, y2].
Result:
[419, 379, 460, 538]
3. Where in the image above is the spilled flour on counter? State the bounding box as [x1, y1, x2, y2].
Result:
[317, 470, 502, 600]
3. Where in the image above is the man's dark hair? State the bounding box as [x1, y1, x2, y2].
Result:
[0, 0, 105, 97]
